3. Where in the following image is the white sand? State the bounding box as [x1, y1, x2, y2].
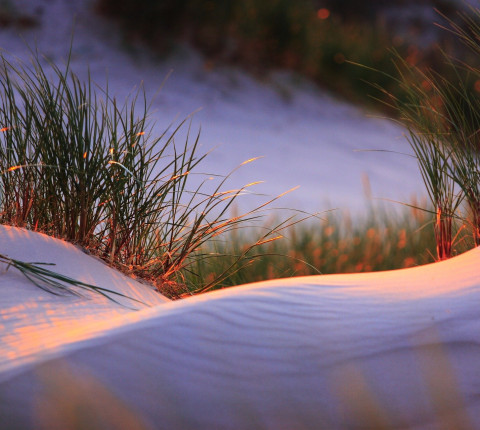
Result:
[0, 226, 167, 376]
[0, 226, 479, 429]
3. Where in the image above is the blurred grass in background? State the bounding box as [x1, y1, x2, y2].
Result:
[0, 0, 37, 29]
[184, 198, 459, 294]
[95, 0, 471, 112]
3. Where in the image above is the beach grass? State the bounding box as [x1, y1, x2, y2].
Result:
[0, 46, 296, 298]
[368, 6, 480, 261]
[0, 42, 474, 299]
[2, 6, 480, 298]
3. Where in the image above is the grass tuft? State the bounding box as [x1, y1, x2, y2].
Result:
[0, 252, 145, 307]
[360, 6, 480, 260]
[0, 46, 295, 298]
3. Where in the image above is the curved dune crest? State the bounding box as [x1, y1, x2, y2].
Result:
[0, 227, 479, 428]
[0, 226, 168, 375]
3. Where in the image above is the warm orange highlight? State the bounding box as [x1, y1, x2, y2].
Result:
[475, 80, 480, 93]
[169, 171, 190, 181]
[256, 235, 283, 246]
[317, 8, 330, 20]
[421, 80, 432, 91]
[0, 127, 9, 132]
[7, 166, 22, 172]
[241, 156, 263, 166]
[244, 181, 264, 188]
[136, 131, 145, 136]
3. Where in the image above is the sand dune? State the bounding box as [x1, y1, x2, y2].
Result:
[1, 226, 479, 429]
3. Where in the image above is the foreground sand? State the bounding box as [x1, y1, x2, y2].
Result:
[0, 226, 479, 429]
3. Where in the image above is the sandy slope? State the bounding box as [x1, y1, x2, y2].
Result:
[0, 226, 479, 429]
[0, 226, 168, 377]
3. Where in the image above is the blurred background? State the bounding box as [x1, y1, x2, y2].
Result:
[1, 0, 475, 112]
[93, 0, 477, 112]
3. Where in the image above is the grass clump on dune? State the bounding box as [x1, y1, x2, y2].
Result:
[373, 6, 480, 261]
[0, 47, 294, 298]
[0, 44, 463, 299]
